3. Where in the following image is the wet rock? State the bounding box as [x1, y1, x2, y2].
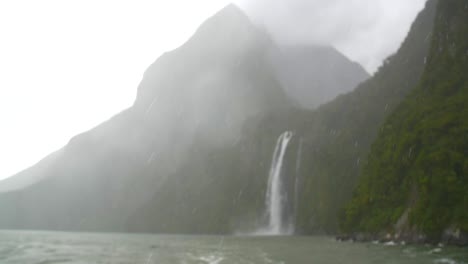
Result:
[442, 228, 468, 247]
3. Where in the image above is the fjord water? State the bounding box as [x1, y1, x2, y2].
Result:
[1, 231, 467, 264]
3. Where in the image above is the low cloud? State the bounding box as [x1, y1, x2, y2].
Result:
[235, 0, 427, 73]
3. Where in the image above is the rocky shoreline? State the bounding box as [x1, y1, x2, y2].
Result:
[336, 229, 468, 247]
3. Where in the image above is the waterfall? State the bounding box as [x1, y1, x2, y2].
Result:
[263, 131, 293, 235]
[293, 138, 303, 232]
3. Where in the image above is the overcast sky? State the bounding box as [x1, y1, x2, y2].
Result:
[239, 0, 427, 72]
[0, 0, 426, 180]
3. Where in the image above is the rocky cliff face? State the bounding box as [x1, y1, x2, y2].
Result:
[341, 0, 468, 245]
[292, 0, 439, 233]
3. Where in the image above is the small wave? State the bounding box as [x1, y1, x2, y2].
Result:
[428, 248, 443, 254]
[383, 241, 397, 246]
[36, 258, 72, 264]
[186, 252, 224, 264]
[434, 258, 458, 264]
[199, 254, 224, 264]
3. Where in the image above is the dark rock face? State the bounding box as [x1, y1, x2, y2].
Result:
[442, 229, 468, 247]
[337, 229, 468, 247]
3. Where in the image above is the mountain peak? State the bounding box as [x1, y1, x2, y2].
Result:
[270, 44, 369, 108]
[194, 3, 254, 39]
[213, 4, 249, 21]
[219, 3, 245, 15]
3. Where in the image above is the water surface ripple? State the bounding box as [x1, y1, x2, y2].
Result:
[0, 231, 467, 264]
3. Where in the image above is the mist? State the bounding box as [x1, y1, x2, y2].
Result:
[236, 0, 427, 72]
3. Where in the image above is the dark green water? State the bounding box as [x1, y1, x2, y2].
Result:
[0, 230, 466, 263]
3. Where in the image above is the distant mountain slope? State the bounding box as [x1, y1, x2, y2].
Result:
[342, 0, 468, 243]
[270, 45, 369, 108]
[0, 150, 62, 193]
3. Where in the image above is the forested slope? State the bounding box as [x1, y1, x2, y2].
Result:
[342, 0, 468, 243]
[293, 0, 438, 233]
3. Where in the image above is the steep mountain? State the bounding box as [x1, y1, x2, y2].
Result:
[342, 0, 468, 244]
[292, 0, 439, 233]
[270, 45, 369, 109]
[0, 4, 294, 232]
[130, 0, 439, 234]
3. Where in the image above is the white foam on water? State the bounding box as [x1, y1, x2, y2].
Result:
[434, 258, 458, 264]
[198, 254, 224, 264]
[383, 241, 397, 246]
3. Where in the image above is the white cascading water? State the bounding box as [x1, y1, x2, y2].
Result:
[264, 131, 293, 235]
[293, 138, 303, 232]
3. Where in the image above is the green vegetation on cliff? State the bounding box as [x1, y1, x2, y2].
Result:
[342, 0, 468, 238]
[293, 0, 438, 233]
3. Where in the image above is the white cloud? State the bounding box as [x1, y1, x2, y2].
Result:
[237, 0, 427, 72]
